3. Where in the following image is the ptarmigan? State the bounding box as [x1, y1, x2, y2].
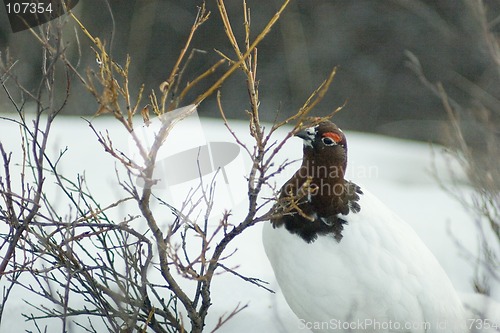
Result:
[262, 120, 468, 332]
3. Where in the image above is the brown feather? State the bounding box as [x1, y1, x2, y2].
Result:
[271, 121, 362, 243]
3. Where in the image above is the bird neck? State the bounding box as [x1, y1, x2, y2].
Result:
[301, 149, 347, 182]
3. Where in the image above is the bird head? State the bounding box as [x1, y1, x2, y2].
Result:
[295, 120, 348, 176]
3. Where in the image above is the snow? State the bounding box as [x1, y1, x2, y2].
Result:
[0, 113, 498, 332]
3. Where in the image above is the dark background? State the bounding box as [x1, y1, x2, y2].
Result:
[1, 0, 500, 143]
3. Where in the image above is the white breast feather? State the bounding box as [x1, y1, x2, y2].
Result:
[262, 186, 467, 333]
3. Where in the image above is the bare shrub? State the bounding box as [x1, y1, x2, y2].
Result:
[0, 1, 340, 332]
[405, 0, 499, 300]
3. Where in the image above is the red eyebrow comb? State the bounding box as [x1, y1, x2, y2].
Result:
[323, 132, 343, 143]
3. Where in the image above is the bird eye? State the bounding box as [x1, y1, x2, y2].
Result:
[321, 137, 336, 146]
[306, 128, 315, 136]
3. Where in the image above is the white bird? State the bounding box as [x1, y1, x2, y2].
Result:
[263, 120, 468, 332]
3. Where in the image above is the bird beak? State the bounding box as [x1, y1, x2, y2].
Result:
[295, 129, 309, 140]
[294, 128, 315, 148]
[295, 129, 312, 142]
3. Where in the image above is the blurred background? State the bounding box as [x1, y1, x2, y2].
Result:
[1, 0, 500, 143]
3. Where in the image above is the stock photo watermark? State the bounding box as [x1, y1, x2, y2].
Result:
[128, 105, 247, 222]
[3, 0, 79, 32]
[298, 318, 498, 332]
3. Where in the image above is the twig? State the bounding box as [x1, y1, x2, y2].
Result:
[216, 263, 275, 293]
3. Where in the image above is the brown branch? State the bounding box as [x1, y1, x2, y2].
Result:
[209, 303, 248, 333]
[193, 0, 291, 105]
[216, 263, 274, 294]
[271, 67, 338, 131]
[178, 58, 226, 103]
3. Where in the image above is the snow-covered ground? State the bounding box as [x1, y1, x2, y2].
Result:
[0, 113, 498, 332]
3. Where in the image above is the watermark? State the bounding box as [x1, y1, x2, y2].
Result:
[128, 105, 247, 222]
[345, 164, 379, 180]
[467, 318, 500, 331]
[298, 318, 432, 331]
[4, 0, 79, 32]
[298, 318, 498, 332]
[294, 161, 378, 180]
[279, 160, 379, 186]
[284, 179, 350, 198]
